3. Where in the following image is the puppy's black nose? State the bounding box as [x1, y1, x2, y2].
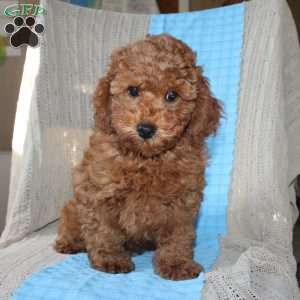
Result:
[137, 122, 157, 139]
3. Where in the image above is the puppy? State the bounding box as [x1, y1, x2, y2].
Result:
[55, 34, 221, 280]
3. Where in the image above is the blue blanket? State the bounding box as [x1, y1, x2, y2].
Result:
[12, 4, 244, 300]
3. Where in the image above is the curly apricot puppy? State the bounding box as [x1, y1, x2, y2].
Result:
[55, 34, 221, 280]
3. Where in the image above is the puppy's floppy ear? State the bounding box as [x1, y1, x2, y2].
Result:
[187, 68, 222, 145]
[93, 76, 112, 133]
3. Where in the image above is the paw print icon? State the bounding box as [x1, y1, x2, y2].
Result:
[4, 16, 44, 48]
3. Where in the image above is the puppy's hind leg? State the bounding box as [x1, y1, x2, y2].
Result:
[54, 199, 85, 254]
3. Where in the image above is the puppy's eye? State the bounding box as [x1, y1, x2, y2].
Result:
[128, 86, 139, 97]
[165, 91, 178, 103]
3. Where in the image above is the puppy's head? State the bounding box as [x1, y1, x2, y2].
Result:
[94, 34, 221, 157]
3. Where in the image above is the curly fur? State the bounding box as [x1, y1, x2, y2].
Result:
[55, 34, 222, 280]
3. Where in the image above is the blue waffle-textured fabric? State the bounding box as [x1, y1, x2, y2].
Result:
[12, 4, 244, 300]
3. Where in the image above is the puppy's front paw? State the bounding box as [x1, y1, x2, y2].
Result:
[54, 239, 82, 254]
[156, 259, 203, 280]
[89, 253, 135, 274]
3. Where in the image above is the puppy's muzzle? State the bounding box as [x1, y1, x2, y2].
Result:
[137, 122, 157, 139]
